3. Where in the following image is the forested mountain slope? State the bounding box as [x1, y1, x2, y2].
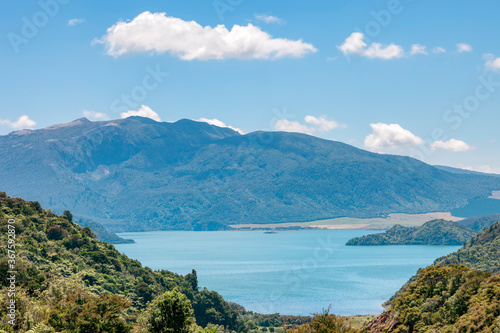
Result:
[366, 223, 500, 332]
[0, 192, 243, 332]
[1, 117, 499, 231]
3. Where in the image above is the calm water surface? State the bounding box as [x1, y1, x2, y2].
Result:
[115, 229, 460, 316]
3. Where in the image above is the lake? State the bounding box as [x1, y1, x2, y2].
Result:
[115, 229, 460, 316]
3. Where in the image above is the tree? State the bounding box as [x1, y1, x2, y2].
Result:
[186, 269, 199, 291]
[47, 225, 67, 240]
[287, 307, 360, 333]
[147, 290, 195, 333]
[137, 281, 154, 303]
[62, 210, 73, 222]
[47, 290, 132, 333]
[192, 289, 240, 330]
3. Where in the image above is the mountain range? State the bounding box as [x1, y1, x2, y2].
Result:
[1, 116, 500, 231]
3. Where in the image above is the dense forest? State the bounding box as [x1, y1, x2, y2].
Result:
[346, 219, 476, 246]
[0, 192, 312, 332]
[366, 222, 500, 332]
[434, 222, 500, 274]
[2, 191, 500, 332]
[2, 117, 500, 231]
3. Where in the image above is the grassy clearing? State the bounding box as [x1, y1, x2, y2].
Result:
[230, 212, 462, 230]
[345, 315, 376, 329]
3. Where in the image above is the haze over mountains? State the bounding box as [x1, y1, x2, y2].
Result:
[1, 117, 500, 231]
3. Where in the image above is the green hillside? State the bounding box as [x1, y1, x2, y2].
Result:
[346, 219, 476, 246]
[0, 192, 248, 332]
[366, 265, 500, 333]
[434, 222, 500, 274]
[456, 214, 500, 232]
[366, 223, 500, 332]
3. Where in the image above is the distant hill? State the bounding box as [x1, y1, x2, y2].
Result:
[434, 165, 500, 177]
[451, 198, 500, 217]
[77, 220, 135, 244]
[367, 223, 500, 332]
[456, 214, 500, 232]
[345, 220, 476, 246]
[1, 117, 500, 231]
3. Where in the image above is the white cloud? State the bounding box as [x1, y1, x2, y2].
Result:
[304, 115, 345, 131]
[197, 118, 244, 134]
[430, 139, 473, 152]
[432, 46, 446, 54]
[364, 123, 423, 151]
[83, 110, 110, 121]
[95, 11, 316, 60]
[410, 44, 427, 55]
[255, 14, 283, 25]
[484, 53, 500, 71]
[457, 43, 472, 53]
[338, 32, 366, 55]
[338, 32, 404, 60]
[0, 115, 36, 129]
[274, 119, 315, 135]
[68, 18, 85, 26]
[274, 115, 345, 135]
[120, 105, 161, 122]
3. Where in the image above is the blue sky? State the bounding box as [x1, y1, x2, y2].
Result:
[1, 0, 500, 172]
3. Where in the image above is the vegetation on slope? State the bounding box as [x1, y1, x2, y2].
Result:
[287, 308, 361, 333]
[77, 220, 135, 244]
[434, 222, 500, 274]
[456, 214, 500, 232]
[0, 192, 253, 332]
[365, 265, 500, 333]
[367, 223, 500, 332]
[346, 220, 476, 246]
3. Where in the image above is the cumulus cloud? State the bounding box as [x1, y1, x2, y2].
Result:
[410, 44, 427, 55]
[338, 32, 404, 60]
[0, 115, 36, 129]
[274, 119, 315, 135]
[255, 14, 283, 25]
[364, 123, 423, 151]
[274, 115, 345, 135]
[197, 118, 244, 134]
[484, 53, 500, 71]
[83, 110, 110, 121]
[304, 115, 345, 131]
[432, 46, 446, 54]
[365, 123, 474, 154]
[94, 11, 316, 60]
[457, 43, 472, 53]
[68, 18, 85, 26]
[120, 105, 161, 122]
[430, 139, 473, 152]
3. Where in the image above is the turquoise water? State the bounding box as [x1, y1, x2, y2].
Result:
[115, 229, 460, 316]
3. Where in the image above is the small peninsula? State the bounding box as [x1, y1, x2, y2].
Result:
[346, 219, 476, 246]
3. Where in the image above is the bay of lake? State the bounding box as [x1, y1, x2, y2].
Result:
[115, 229, 460, 316]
